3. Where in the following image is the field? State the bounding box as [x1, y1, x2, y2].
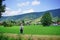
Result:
[0, 25, 60, 35]
[0, 25, 60, 40]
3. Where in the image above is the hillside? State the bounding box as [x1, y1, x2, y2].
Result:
[0, 9, 60, 21]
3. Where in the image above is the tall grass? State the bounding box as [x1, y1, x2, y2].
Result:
[0, 33, 24, 40]
[0, 33, 60, 40]
[0, 33, 9, 40]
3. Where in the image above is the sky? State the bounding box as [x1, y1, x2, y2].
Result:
[2, 0, 60, 16]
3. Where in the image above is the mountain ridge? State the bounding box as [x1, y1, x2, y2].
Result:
[0, 8, 60, 21]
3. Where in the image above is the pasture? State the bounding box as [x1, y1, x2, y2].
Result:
[0, 25, 60, 40]
[0, 25, 60, 35]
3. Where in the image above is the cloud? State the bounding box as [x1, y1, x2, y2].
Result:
[22, 9, 34, 13]
[6, 7, 12, 10]
[17, 0, 40, 7]
[2, 7, 35, 16]
[2, 7, 21, 16]
[32, 0, 40, 6]
[17, 1, 30, 7]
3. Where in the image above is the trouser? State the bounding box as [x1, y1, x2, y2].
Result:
[20, 29, 23, 34]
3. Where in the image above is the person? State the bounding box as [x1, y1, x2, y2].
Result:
[20, 23, 24, 34]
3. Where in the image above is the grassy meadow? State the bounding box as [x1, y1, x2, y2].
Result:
[0, 25, 60, 40]
[0, 25, 60, 35]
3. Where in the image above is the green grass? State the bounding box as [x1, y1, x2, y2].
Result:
[0, 25, 60, 35]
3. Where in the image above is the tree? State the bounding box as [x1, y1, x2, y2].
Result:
[57, 17, 60, 22]
[2, 21, 7, 27]
[52, 17, 58, 22]
[0, 0, 5, 18]
[41, 12, 52, 26]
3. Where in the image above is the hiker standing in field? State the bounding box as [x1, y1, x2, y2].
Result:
[20, 23, 24, 34]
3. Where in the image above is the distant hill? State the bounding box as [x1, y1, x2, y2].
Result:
[0, 8, 60, 21]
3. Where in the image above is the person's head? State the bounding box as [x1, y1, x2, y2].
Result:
[20, 23, 23, 26]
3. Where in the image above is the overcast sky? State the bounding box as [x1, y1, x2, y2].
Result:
[2, 0, 60, 16]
